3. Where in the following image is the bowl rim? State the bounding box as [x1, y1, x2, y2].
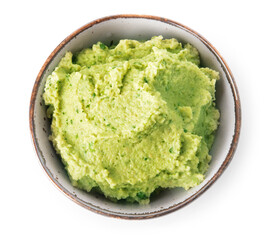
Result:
[29, 14, 241, 220]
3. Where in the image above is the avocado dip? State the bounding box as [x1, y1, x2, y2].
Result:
[43, 36, 220, 204]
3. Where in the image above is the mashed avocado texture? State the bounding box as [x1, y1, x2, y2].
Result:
[43, 36, 220, 204]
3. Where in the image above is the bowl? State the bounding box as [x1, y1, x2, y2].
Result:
[29, 14, 241, 219]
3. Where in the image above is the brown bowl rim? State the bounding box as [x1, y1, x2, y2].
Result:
[29, 14, 241, 220]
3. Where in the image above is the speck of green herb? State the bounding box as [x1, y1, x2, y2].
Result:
[89, 142, 95, 152]
[137, 192, 147, 200]
[106, 123, 111, 127]
[169, 147, 174, 153]
[76, 134, 78, 139]
[70, 119, 73, 124]
[62, 112, 65, 115]
[168, 119, 172, 124]
[184, 129, 187, 133]
[92, 93, 96, 97]
[70, 84, 72, 86]
[80, 119, 82, 122]
[99, 43, 106, 50]
[111, 126, 117, 130]
[144, 77, 148, 83]
[144, 157, 148, 161]
[76, 109, 79, 113]
[72, 55, 77, 63]
[86, 104, 90, 108]
[132, 125, 136, 129]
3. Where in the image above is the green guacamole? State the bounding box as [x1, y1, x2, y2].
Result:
[43, 36, 220, 204]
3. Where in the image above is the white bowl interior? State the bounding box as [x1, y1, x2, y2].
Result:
[33, 17, 236, 217]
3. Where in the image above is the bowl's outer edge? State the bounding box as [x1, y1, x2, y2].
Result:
[29, 14, 241, 220]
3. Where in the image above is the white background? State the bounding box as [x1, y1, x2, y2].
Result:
[1, 0, 269, 239]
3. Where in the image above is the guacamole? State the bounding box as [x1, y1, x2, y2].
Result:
[43, 36, 220, 204]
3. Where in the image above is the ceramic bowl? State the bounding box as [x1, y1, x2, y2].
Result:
[29, 15, 241, 219]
